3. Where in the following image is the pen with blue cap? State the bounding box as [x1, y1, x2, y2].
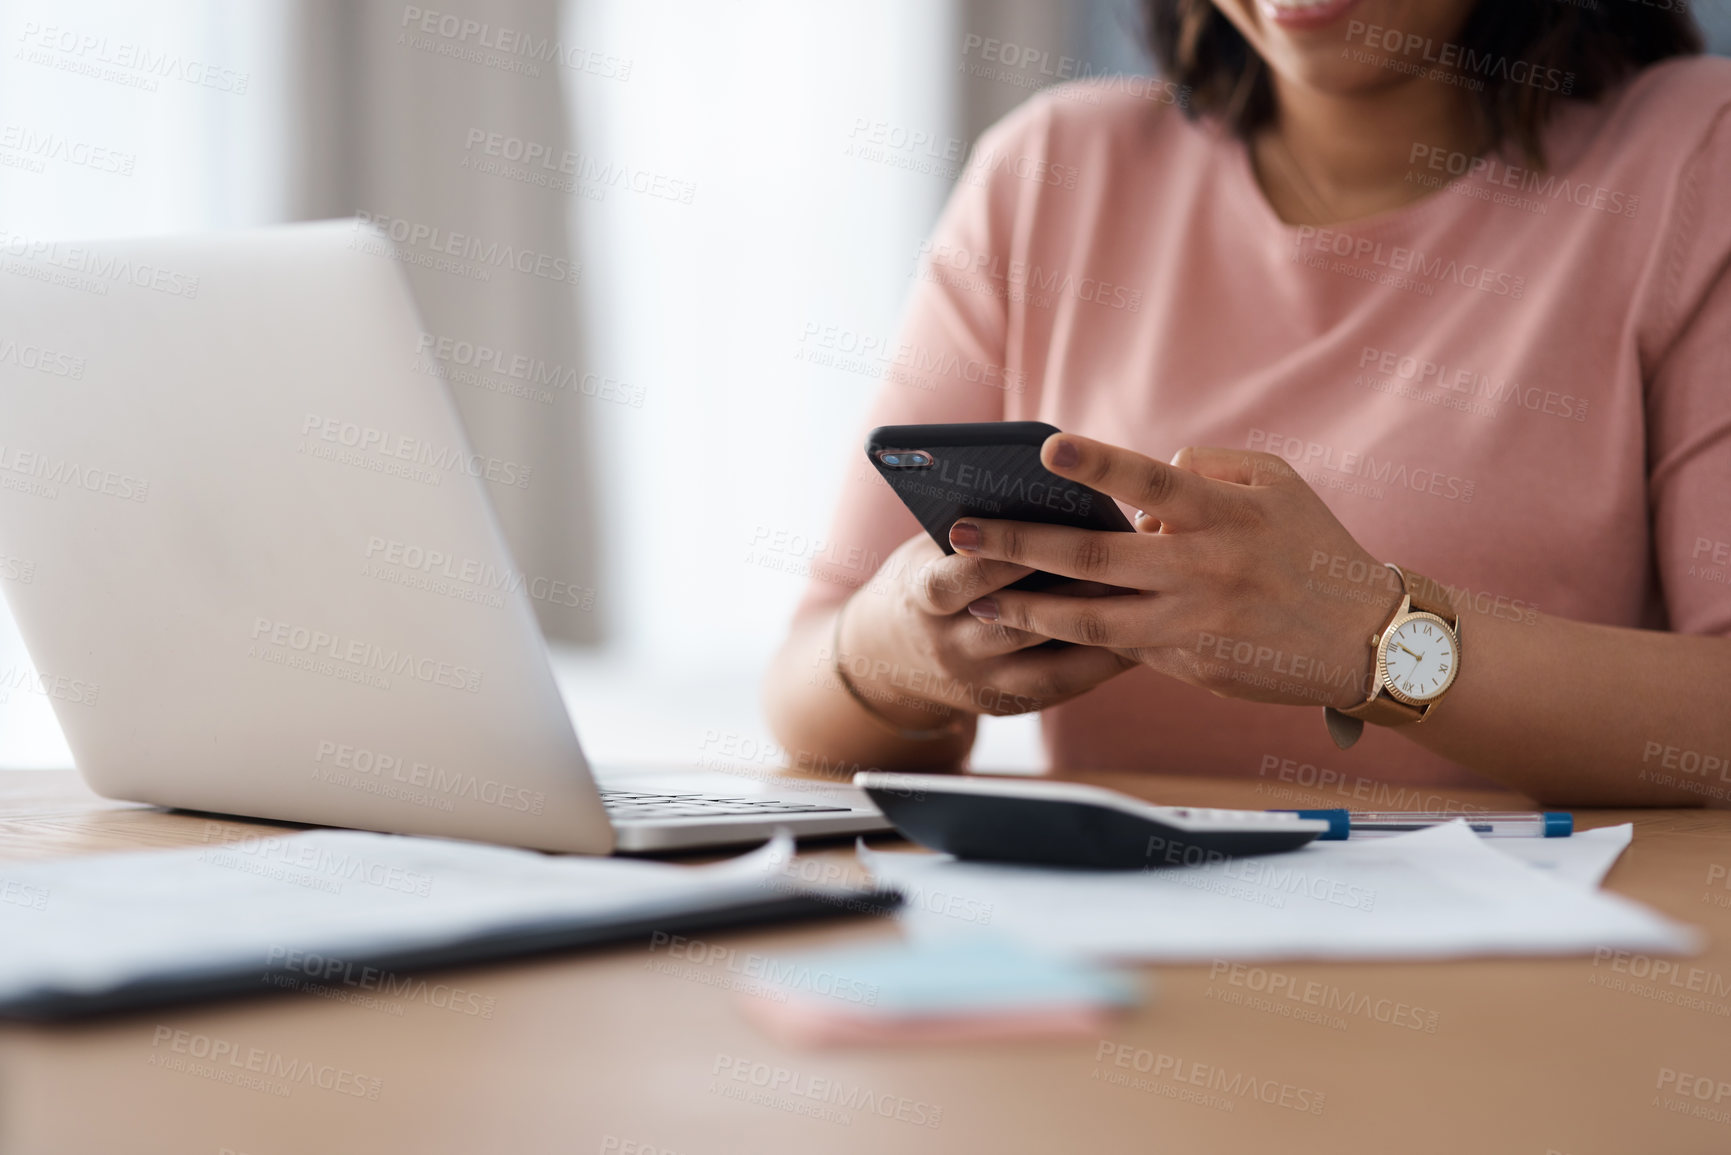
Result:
[1276, 810, 1574, 840]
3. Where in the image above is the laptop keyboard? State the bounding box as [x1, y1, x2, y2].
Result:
[599, 789, 853, 823]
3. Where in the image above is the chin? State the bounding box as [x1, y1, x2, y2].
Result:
[1277, 58, 1422, 99]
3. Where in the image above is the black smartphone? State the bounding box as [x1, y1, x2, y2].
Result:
[866, 421, 1134, 591]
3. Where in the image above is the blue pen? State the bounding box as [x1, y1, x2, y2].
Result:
[1277, 809, 1573, 841]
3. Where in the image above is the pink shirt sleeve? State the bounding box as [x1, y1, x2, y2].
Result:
[1643, 103, 1731, 637]
[792, 111, 1039, 616]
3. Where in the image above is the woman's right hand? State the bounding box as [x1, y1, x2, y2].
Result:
[831, 531, 1137, 728]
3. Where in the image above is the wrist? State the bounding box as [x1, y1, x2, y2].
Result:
[1329, 572, 1404, 709]
[831, 598, 969, 739]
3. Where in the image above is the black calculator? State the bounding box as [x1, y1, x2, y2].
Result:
[855, 773, 1329, 870]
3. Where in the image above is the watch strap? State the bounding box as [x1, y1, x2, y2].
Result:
[1402, 569, 1460, 629]
[1323, 707, 1365, 750]
[1339, 692, 1425, 726]
[1326, 689, 1424, 750]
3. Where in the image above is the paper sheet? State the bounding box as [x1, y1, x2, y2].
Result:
[859, 821, 1696, 964]
[1484, 823, 1632, 889]
[0, 829, 796, 1006]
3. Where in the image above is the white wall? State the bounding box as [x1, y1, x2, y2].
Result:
[555, 0, 1051, 770]
[0, 0, 1070, 771]
[562, 0, 957, 668]
[0, 0, 291, 767]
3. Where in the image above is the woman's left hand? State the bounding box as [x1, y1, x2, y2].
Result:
[947, 433, 1400, 709]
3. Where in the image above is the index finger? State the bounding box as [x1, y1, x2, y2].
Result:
[1041, 434, 1219, 532]
[913, 549, 1034, 615]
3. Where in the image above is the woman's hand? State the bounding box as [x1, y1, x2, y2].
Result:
[833, 531, 1137, 725]
[948, 434, 1398, 709]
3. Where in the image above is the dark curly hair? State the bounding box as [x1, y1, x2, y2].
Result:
[1141, 0, 1703, 163]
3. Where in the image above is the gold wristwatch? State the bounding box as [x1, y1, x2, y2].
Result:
[1324, 564, 1461, 750]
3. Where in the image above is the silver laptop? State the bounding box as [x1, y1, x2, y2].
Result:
[0, 220, 888, 853]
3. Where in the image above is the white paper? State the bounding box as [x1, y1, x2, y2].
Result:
[0, 829, 797, 1004]
[859, 821, 1696, 964]
[1484, 823, 1632, 889]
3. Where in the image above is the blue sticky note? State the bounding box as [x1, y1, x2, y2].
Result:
[754, 937, 1141, 1017]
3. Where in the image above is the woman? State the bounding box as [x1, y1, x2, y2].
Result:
[763, 0, 1731, 806]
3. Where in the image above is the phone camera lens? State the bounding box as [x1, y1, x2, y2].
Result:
[876, 449, 933, 469]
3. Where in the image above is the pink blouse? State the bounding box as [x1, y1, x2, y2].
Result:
[797, 58, 1731, 791]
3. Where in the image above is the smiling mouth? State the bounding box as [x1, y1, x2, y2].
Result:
[1256, 0, 1365, 30]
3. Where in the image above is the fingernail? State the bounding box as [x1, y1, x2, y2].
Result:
[968, 597, 999, 622]
[1051, 439, 1079, 469]
[949, 521, 981, 552]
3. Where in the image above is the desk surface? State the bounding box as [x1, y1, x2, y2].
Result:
[1, 769, 1727, 1155]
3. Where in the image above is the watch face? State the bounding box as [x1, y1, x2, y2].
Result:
[1378, 614, 1459, 705]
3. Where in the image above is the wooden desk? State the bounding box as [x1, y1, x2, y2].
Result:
[1, 769, 1726, 1155]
